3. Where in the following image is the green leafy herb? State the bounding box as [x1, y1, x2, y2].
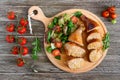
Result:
[60, 34, 68, 43]
[63, 13, 71, 22]
[103, 33, 110, 50]
[47, 30, 52, 43]
[53, 17, 59, 25]
[48, 22, 54, 29]
[74, 11, 82, 18]
[55, 55, 61, 60]
[32, 38, 41, 60]
[58, 18, 64, 27]
[46, 46, 52, 53]
[68, 20, 74, 28]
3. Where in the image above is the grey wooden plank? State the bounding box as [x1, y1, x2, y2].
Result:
[0, 73, 120, 80]
[0, 55, 119, 73]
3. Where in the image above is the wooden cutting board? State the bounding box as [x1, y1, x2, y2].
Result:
[28, 6, 108, 73]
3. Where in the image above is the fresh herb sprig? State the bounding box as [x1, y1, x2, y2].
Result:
[32, 37, 41, 60]
[103, 32, 110, 50]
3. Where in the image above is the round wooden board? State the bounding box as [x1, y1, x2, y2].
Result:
[28, 6, 108, 73]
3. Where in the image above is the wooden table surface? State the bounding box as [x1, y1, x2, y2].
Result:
[0, 0, 120, 80]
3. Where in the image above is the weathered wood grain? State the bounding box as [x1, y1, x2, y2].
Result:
[0, 0, 120, 80]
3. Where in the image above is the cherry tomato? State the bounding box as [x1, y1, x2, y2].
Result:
[6, 35, 15, 43]
[6, 23, 15, 32]
[55, 42, 62, 48]
[55, 26, 61, 32]
[108, 6, 116, 13]
[20, 46, 28, 56]
[71, 16, 78, 24]
[17, 26, 27, 34]
[52, 49, 61, 57]
[20, 18, 28, 26]
[102, 10, 110, 18]
[18, 37, 27, 45]
[17, 58, 24, 67]
[7, 11, 15, 20]
[11, 46, 19, 55]
[110, 13, 117, 19]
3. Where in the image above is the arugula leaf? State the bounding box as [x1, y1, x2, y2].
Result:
[53, 17, 59, 25]
[103, 33, 110, 50]
[68, 20, 74, 28]
[48, 22, 54, 29]
[32, 38, 41, 60]
[32, 50, 38, 60]
[47, 30, 52, 43]
[46, 46, 52, 53]
[55, 55, 61, 60]
[74, 11, 82, 18]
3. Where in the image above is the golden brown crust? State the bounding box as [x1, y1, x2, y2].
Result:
[68, 28, 84, 46]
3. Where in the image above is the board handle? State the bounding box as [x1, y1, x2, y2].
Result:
[28, 6, 49, 25]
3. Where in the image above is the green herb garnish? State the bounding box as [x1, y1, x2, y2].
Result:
[53, 17, 59, 25]
[63, 13, 71, 22]
[32, 38, 41, 60]
[74, 11, 82, 18]
[68, 20, 74, 28]
[46, 46, 52, 53]
[48, 22, 54, 29]
[58, 18, 64, 27]
[103, 32, 110, 50]
[47, 30, 52, 43]
[55, 55, 61, 60]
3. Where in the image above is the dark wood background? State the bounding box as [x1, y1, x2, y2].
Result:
[0, 0, 120, 80]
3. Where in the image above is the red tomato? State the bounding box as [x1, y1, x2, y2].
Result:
[6, 23, 15, 32]
[18, 37, 27, 45]
[20, 46, 28, 56]
[52, 49, 61, 57]
[11, 46, 19, 55]
[110, 13, 117, 19]
[17, 58, 24, 67]
[71, 16, 78, 24]
[17, 26, 27, 34]
[102, 10, 110, 18]
[108, 6, 116, 13]
[6, 35, 15, 43]
[55, 42, 62, 48]
[7, 11, 15, 20]
[55, 26, 61, 32]
[20, 18, 28, 26]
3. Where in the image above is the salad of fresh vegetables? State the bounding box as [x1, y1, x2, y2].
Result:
[46, 11, 82, 60]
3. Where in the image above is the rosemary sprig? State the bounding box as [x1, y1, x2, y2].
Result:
[103, 32, 110, 50]
[32, 37, 41, 60]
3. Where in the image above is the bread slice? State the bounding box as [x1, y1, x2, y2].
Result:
[87, 40, 103, 50]
[89, 49, 102, 62]
[68, 28, 84, 46]
[68, 58, 85, 69]
[64, 42, 86, 57]
[87, 30, 102, 42]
